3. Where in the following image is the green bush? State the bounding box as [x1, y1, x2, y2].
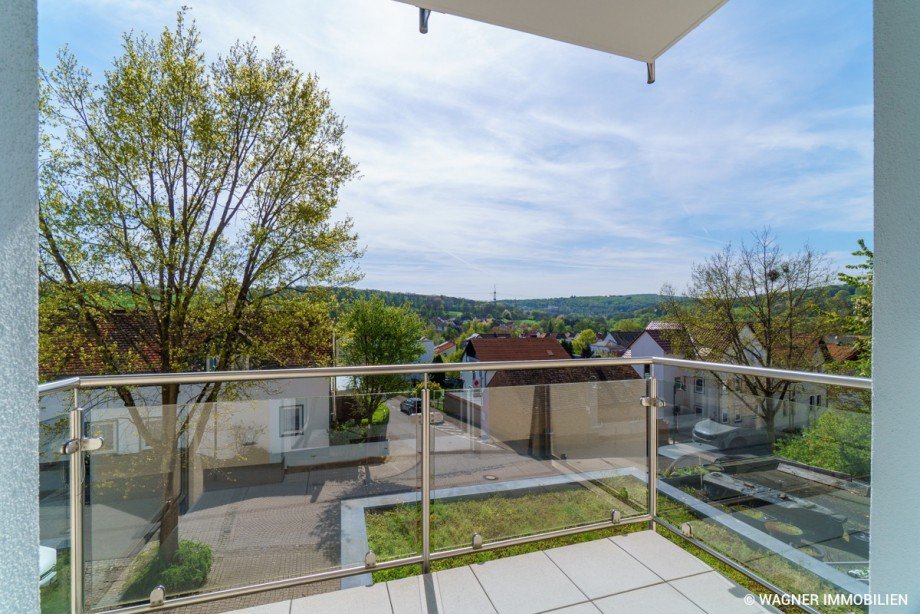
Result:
[775, 410, 871, 477]
[123, 540, 212, 601]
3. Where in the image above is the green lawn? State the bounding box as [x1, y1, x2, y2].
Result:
[366, 476, 647, 571]
[365, 481, 848, 614]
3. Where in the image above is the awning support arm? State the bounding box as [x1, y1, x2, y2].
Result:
[420, 8, 431, 34]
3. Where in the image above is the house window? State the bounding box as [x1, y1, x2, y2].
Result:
[206, 356, 219, 372]
[694, 405, 703, 414]
[809, 394, 823, 408]
[734, 412, 742, 424]
[89, 420, 117, 453]
[695, 378, 704, 394]
[674, 377, 685, 390]
[280, 404, 304, 437]
[721, 411, 729, 424]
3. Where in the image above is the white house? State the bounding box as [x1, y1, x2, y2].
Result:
[623, 322, 839, 432]
[417, 338, 436, 364]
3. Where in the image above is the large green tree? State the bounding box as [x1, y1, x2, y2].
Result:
[39, 12, 360, 562]
[338, 296, 425, 417]
[662, 230, 832, 441]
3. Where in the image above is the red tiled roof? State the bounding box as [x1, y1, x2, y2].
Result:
[434, 340, 456, 354]
[489, 364, 641, 387]
[465, 337, 571, 362]
[41, 309, 330, 379]
[825, 342, 860, 363]
[41, 311, 164, 378]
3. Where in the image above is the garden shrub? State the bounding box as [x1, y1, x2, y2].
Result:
[123, 540, 212, 601]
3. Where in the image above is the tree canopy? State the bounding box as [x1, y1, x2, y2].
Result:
[338, 296, 425, 416]
[662, 229, 832, 439]
[38, 11, 360, 562]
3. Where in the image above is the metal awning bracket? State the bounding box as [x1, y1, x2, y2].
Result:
[419, 8, 431, 34]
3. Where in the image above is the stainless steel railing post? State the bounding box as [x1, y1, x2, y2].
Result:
[421, 374, 432, 573]
[647, 371, 659, 530]
[69, 389, 85, 614]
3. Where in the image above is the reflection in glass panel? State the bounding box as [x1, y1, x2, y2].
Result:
[426, 368, 649, 552]
[39, 390, 74, 614]
[80, 377, 420, 611]
[657, 372, 871, 606]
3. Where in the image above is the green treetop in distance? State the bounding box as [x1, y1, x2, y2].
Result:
[572, 329, 597, 358]
[338, 296, 426, 418]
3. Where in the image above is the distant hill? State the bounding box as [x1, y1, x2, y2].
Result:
[329, 285, 856, 328]
[503, 294, 662, 317]
[331, 288, 666, 322]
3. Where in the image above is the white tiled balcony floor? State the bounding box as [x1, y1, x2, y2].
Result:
[231, 531, 776, 614]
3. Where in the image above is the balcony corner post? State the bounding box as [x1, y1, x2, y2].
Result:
[421, 374, 432, 572]
[69, 391, 85, 614]
[647, 373, 658, 529]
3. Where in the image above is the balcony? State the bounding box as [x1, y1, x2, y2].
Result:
[38, 357, 870, 614]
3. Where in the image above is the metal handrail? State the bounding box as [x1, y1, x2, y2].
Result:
[38, 355, 870, 392]
[653, 356, 872, 390]
[37, 376, 80, 394]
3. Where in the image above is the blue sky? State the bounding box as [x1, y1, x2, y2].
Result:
[38, 0, 873, 300]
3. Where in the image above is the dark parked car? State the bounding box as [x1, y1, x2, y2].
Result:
[400, 397, 422, 414]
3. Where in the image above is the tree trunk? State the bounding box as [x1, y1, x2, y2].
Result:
[158, 384, 181, 563]
[528, 384, 552, 459]
[762, 397, 777, 447]
[158, 465, 180, 564]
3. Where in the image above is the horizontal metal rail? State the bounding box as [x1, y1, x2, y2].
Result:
[38, 355, 870, 391]
[60, 357, 652, 389]
[37, 376, 81, 394]
[654, 357, 871, 390]
[95, 554, 425, 614]
[427, 514, 651, 563]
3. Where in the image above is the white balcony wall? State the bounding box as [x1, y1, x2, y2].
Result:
[0, 0, 38, 610]
[871, 2, 920, 608]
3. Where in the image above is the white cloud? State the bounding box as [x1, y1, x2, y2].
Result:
[39, 0, 873, 299]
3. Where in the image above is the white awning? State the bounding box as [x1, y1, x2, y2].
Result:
[394, 0, 727, 76]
